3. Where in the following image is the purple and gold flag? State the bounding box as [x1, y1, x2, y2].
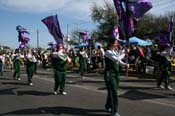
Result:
[42, 15, 64, 44]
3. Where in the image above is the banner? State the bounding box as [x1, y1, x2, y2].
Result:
[42, 15, 64, 44]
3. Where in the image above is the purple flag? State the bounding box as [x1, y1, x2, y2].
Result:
[16, 25, 30, 34]
[113, 0, 152, 39]
[42, 15, 64, 44]
[128, 0, 153, 21]
[156, 31, 171, 48]
[168, 16, 174, 42]
[156, 16, 174, 49]
[113, 26, 124, 43]
[48, 42, 57, 48]
[79, 31, 89, 40]
[16, 25, 30, 49]
[122, 16, 135, 37]
[113, 25, 119, 39]
[113, 0, 135, 38]
[113, 0, 123, 22]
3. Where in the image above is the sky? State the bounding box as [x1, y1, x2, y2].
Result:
[0, 0, 175, 49]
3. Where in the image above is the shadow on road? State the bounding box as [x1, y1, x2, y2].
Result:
[2, 82, 29, 86]
[119, 86, 155, 90]
[0, 87, 19, 95]
[120, 79, 156, 83]
[0, 106, 109, 116]
[17, 90, 53, 96]
[119, 90, 166, 100]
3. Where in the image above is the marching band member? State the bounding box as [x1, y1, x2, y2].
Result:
[79, 47, 88, 79]
[26, 48, 37, 86]
[157, 45, 174, 91]
[12, 49, 21, 80]
[52, 44, 71, 95]
[104, 39, 129, 116]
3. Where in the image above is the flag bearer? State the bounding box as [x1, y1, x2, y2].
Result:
[157, 45, 174, 91]
[52, 44, 71, 95]
[104, 39, 129, 116]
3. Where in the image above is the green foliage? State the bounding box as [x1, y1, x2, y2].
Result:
[90, 2, 118, 43]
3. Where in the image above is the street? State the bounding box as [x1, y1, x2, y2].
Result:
[0, 68, 175, 116]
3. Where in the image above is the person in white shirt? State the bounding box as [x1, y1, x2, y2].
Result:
[0, 53, 5, 75]
[26, 48, 37, 86]
[104, 39, 129, 116]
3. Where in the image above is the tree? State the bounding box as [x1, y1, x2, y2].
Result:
[90, 1, 175, 44]
[90, 2, 118, 43]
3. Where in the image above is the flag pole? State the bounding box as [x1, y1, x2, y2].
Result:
[169, 16, 174, 45]
[125, 0, 129, 78]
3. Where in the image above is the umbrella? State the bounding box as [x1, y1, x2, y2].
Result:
[94, 42, 102, 48]
[74, 43, 88, 48]
[122, 36, 152, 46]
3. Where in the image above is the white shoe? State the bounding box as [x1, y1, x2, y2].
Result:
[157, 85, 165, 89]
[29, 83, 33, 86]
[61, 91, 67, 95]
[17, 78, 21, 81]
[54, 91, 57, 95]
[105, 108, 111, 112]
[82, 76, 86, 79]
[166, 86, 174, 91]
[114, 113, 120, 116]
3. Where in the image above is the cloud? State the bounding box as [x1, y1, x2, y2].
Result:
[0, 0, 65, 13]
[0, 0, 107, 14]
[0, 0, 107, 22]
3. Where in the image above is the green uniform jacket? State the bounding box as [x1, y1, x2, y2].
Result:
[52, 56, 67, 72]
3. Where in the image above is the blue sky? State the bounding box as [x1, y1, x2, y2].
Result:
[0, 0, 174, 49]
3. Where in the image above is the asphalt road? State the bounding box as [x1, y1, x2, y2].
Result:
[0, 68, 175, 116]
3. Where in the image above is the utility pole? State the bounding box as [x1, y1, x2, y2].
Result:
[66, 24, 69, 49]
[37, 29, 39, 49]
